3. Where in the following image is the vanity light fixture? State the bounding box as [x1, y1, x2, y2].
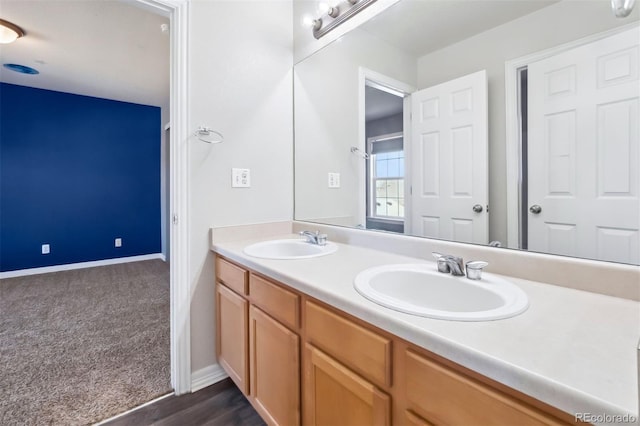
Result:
[312, 0, 377, 39]
[611, 0, 636, 17]
[0, 19, 25, 44]
[327, 6, 340, 18]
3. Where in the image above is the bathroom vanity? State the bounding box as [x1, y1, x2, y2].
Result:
[211, 224, 639, 426]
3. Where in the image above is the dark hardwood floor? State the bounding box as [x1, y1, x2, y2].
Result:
[102, 378, 265, 426]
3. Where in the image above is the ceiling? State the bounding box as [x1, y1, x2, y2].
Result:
[365, 85, 403, 121]
[0, 0, 169, 108]
[0, 0, 558, 109]
[360, 0, 559, 57]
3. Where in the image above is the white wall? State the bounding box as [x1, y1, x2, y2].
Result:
[294, 29, 416, 226]
[188, 0, 293, 372]
[416, 1, 639, 245]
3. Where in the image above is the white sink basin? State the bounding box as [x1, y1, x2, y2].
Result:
[243, 239, 338, 260]
[354, 264, 528, 321]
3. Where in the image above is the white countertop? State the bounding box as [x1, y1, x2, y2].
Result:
[212, 234, 640, 424]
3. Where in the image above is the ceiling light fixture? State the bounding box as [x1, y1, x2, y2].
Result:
[0, 19, 25, 44]
[311, 0, 377, 39]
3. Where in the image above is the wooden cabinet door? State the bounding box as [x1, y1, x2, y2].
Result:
[405, 410, 435, 426]
[216, 283, 249, 394]
[304, 344, 390, 426]
[249, 305, 300, 426]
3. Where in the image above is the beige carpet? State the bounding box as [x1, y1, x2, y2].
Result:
[0, 260, 171, 425]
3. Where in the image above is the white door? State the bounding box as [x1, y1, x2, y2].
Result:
[409, 70, 488, 244]
[528, 26, 639, 264]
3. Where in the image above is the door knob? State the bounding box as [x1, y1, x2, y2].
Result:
[472, 204, 483, 213]
[529, 204, 542, 214]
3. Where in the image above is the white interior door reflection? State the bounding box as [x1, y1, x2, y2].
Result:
[527, 26, 640, 264]
[410, 70, 489, 244]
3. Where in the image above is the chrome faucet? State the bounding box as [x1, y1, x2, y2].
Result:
[432, 252, 489, 279]
[432, 252, 465, 276]
[299, 230, 327, 246]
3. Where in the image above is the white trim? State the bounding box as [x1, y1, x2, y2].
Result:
[191, 364, 229, 392]
[0, 254, 164, 279]
[402, 96, 412, 235]
[504, 22, 639, 250]
[166, 0, 191, 396]
[358, 67, 415, 228]
[93, 392, 174, 425]
[131, 0, 191, 396]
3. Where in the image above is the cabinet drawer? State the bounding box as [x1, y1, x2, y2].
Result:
[250, 274, 299, 330]
[405, 350, 563, 425]
[216, 257, 248, 295]
[305, 301, 392, 387]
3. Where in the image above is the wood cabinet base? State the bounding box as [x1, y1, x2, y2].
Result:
[215, 256, 576, 426]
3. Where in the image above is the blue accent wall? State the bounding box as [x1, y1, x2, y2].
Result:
[0, 83, 161, 272]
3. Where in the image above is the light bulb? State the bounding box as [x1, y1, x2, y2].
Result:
[317, 2, 330, 15]
[611, 0, 636, 17]
[302, 15, 322, 31]
[0, 19, 25, 44]
[302, 14, 315, 27]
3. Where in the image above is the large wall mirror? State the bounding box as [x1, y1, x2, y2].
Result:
[294, 0, 640, 265]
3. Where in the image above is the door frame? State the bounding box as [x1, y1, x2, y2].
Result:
[358, 67, 415, 229]
[504, 22, 638, 250]
[130, 0, 191, 394]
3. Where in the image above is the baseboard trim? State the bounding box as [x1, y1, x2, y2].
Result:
[93, 391, 174, 425]
[191, 364, 229, 392]
[0, 253, 165, 279]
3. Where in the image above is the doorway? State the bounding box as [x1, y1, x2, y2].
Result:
[365, 85, 406, 233]
[0, 0, 191, 421]
[358, 68, 414, 232]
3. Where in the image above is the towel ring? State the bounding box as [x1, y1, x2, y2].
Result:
[194, 126, 224, 144]
[350, 146, 369, 159]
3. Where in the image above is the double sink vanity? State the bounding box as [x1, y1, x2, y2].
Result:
[211, 222, 639, 426]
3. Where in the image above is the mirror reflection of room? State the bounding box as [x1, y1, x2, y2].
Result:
[365, 85, 405, 233]
[294, 0, 640, 265]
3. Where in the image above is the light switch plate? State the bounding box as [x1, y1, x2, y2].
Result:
[328, 172, 340, 188]
[232, 168, 251, 188]
[115, 238, 122, 247]
[42, 244, 50, 255]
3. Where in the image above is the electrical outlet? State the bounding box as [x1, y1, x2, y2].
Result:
[41, 244, 50, 255]
[232, 168, 251, 188]
[115, 238, 122, 248]
[328, 172, 340, 188]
